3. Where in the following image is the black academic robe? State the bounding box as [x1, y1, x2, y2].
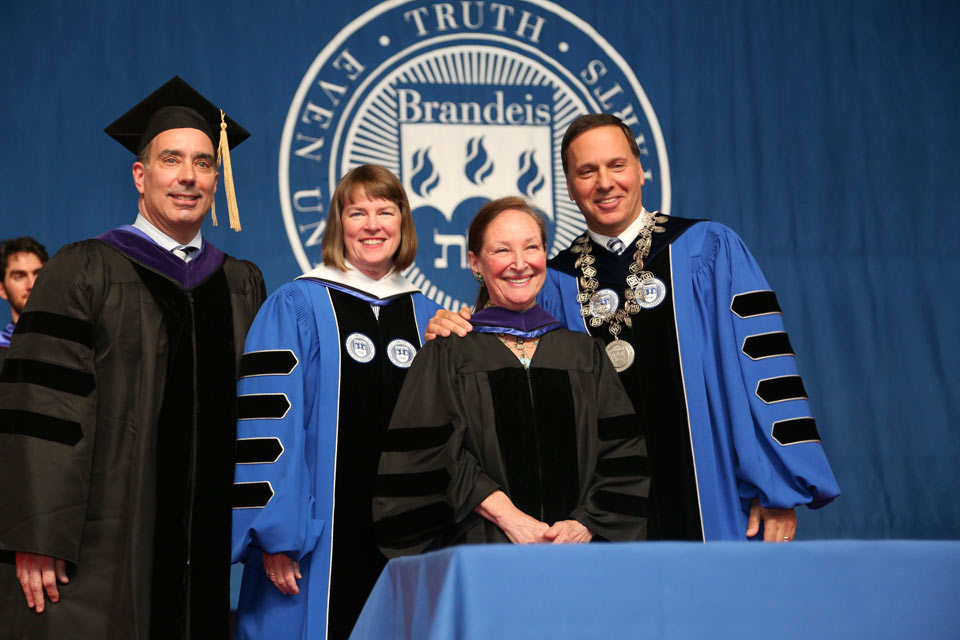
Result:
[373, 328, 649, 557]
[0, 230, 264, 640]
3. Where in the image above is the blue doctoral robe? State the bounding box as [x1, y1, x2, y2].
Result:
[539, 218, 840, 541]
[231, 266, 439, 640]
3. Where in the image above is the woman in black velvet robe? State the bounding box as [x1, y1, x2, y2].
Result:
[374, 197, 649, 557]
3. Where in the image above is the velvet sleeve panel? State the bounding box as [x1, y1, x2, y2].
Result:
[231, 282, 326, 564]
[374, 336, 501, 558]
[0, 242, 107, 563]
[692, 223, 840, 510]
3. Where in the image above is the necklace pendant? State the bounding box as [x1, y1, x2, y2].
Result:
[588, 288, 620, 321]
[631, 271, 667, 309]
[605, 339, 635, 372]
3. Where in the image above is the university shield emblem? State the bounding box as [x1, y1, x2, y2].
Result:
[280, 0, 670, 309]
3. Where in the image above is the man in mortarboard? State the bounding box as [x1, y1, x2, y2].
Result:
[0, 77, 265, 639]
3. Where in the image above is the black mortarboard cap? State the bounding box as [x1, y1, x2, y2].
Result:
[104, 76, 250, 155]
[104, 76, 250, 231]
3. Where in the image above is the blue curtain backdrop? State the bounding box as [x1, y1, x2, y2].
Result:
[2, 0, 957, 541]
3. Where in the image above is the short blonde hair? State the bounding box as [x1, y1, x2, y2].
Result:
[322, 165, 418, 272]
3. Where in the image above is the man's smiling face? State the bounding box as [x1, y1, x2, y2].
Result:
[133, 127, 218, 243]
[564, 124, 645, 237]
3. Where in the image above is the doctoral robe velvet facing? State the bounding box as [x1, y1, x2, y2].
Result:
[231, 276, 438, 640]
[540, 218, 841, 541]
[373, 328, 650, 557]
[0, 233, 264, 640]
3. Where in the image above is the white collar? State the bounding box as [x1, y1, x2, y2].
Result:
[134, 214, 203, 253]
[297, 261, 420, 301]
[587, 208, 649, 253]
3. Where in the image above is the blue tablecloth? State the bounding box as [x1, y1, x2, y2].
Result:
[351, 541, 960, 639]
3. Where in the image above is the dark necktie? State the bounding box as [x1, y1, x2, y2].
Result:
[606, 238, 626, 255]
[172, 245, 197, 262]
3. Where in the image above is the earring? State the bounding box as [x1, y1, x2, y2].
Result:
[474, 272, 484, 284]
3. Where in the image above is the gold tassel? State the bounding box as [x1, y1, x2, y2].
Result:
[217, 110, 241, 231]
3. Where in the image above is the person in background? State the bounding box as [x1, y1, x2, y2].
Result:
[425, 114, 840, 543]
[0, 76, 264, 639]
[231, 164, 440, 640]
[374, 197, 649, 557]
[0, 236, 48, 368]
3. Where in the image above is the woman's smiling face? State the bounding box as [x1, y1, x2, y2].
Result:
[341, 187, 402, 280]
[468, 208, 546, 312]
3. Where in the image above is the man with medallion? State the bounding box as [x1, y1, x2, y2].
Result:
[427, 113, 840, 542]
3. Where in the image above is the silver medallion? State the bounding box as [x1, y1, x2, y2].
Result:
[345, 332, 375, 363]
[605, 339, 635, 372]
[589, 288, 620, 320]
[386, 338, 417, 368]
[634, 275, 667, 309]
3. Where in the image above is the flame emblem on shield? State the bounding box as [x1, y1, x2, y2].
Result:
[517, 150, 545, 197]
[410, 148, 440, 197]
[465, 136, 494, 185]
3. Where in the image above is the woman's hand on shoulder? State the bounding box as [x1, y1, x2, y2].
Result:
[262, 551, 302, 595]
[544, 519, 593, 544]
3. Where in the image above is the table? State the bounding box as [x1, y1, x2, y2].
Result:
[351, 541, 960, 639]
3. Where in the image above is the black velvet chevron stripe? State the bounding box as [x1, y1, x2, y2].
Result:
[756, 376, 808, 404]
[742, 332, 795, 360]
[0, 409, 83, 446]
[374, 469, 450, 497]
[772, 418, 821, 445]
[0, 358, 95, 397]
[380, 424, 454, 451]
[239, 350, 298, 378]
[232, 481, 275, 509]
[594, 490, 650, 517]
[237, 394, 291, 420]
[597, 455, 649, 478]
[597, 414, 640, 441]
[236, 437, 284, 464]
[374, 501, 453, 546]
[14, 311, 94, 348]
[731, 291, 782, 318]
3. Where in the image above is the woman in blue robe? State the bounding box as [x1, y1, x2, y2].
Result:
[231, 165, 439, 639]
